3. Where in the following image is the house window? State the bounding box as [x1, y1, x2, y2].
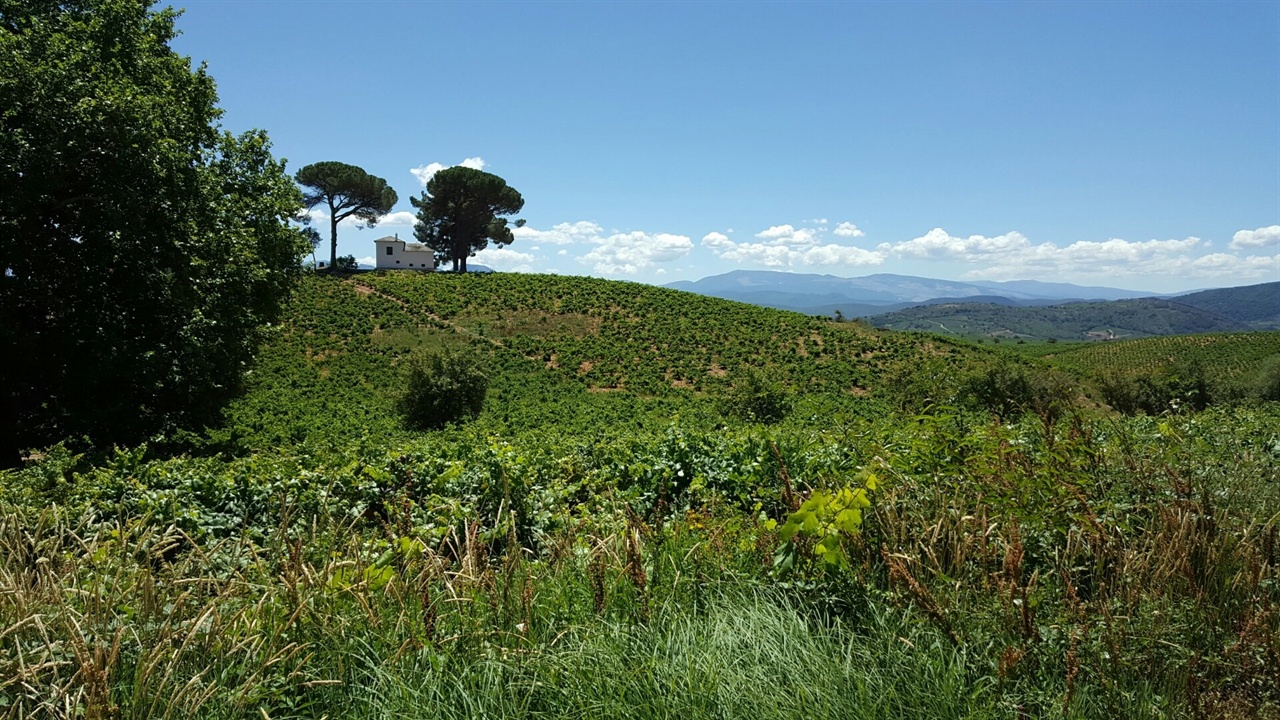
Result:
[385, 246, 393, 256]
[396, 260, 400, 264]
[409, 263, 414, 267]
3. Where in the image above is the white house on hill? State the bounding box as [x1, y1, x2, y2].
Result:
[374, 235, 436, 271]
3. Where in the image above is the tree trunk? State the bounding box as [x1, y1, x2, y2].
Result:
[328, 199, 338, 271]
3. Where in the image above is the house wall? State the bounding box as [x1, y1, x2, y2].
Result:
[375, 239, 436, 271]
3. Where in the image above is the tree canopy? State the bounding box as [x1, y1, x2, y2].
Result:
[0, 0, 310, 462]
[411, 167, 524, 272]
[295, 161, 397, 270]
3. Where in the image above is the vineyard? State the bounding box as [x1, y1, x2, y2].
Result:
[1040, 331, 1280, 379]
[3, 272, 1280, 719]
[361, 271, 981, 396]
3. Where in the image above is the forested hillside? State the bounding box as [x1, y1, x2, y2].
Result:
[870, 297, 1245, 339]
[1174, 280, 1280, 326]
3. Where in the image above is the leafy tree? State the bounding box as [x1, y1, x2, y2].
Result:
[722, 367, 791, 424]
[0, 0, 310, 463]
[295, 161, 397, 270]
[397, 348, 488, 430]
[961, 357, 1035, 422]
[410, 167, 524, 272]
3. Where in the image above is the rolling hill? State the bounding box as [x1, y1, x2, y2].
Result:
[867, 280, 1280, 340]
[221, 271, 993, 448]
[869, 297, 1247, 340]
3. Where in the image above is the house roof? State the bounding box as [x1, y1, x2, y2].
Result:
[374, 236, 430, 252]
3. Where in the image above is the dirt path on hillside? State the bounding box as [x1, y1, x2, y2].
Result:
[346, 276, 508, 350]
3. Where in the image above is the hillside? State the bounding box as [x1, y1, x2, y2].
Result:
[219, 272, 990, 448]
[1038, 331, 1280, 380]
[868, 297, 1246, 340]
[10, 271, 1280, 718]
[1174, 280, 1280, 326]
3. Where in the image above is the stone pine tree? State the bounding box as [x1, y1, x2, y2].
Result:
[295, 161, 398, 270]
[0, 0, 311, 463]
[411, 167, 524, 272]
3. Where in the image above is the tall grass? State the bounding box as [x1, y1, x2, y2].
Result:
[2, 407, 1278, 718]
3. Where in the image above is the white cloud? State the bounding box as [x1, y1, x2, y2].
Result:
[701, 231, 733, 249]
[702, 231, 884, 269]
[578, 231, 693, 275]
[754, 224, 819, 246]
[473, 246, 536, 272]
[410, 156, 487, 187]
[355, 256, 375, 267]
[1231, 225, 1280, 250]
[833, 222, 865, 238]
[885, 228, 1033, 260]
[374, 211, 417, 227]
[512, 221, 603, 245]
[303, 208, 417, 230]
[884, 227, 1279, 283]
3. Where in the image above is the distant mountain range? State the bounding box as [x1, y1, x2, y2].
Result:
[664, 270, 1162, 313]
[664, 270, 1280, 341]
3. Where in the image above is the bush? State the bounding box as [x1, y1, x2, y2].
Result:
[397, 348, 488, 430]
[1254, 357, 1280, 402]
[961, 357, 1034, 422]
[722, 367, 790, 424]
[1099, 361, 1213, 415]
[962, 358, 1079, 423]
[333, 254, 359, 272]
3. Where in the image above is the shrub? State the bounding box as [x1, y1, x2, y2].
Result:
[1098, 361, 1214, 415]
[722, 367, 790, 424]
[333, 254, 359, 272]
[1254, 356, 1280, 402]
[961, 357, 1034, 421]
[397, 348, 488, 430]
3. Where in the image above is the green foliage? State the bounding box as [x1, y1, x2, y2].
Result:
[722, 367, 791, 424]
[411, 166, 524, 272]
[332, 253, 358, 272]
[961, 357, 1034, 421]
[8, 260, 1280, 715]
[397, 348, 489, 430]
[961, 357, 1079, 422]
[295, 160, 398, 268]
[774, 470, 879, 571]
[1256, 356, 1280, 402]
[0, 0, 309, 462]
[1098, 360, 1213, 415]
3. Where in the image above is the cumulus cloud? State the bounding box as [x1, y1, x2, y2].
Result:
[373, 211, 417, 227]
[885, 228, 1033, 260]
[833, 222, 865, 238]
[473, 246, 536, 273]
[512, 221, 603, 245]
[303, 209, 417, 230]
[410, 156, 486, 186]
[701, 231, 733, 249]
[882, 227, 1278, 283]
[579, 231, 694, 275]
[355, 256, 375, 267]
[1230, 225, 1280, 250]
[755, 224, 819, 246]
[702, 231, 884, 269]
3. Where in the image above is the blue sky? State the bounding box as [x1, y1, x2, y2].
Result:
[173, 1, 1278, 292]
